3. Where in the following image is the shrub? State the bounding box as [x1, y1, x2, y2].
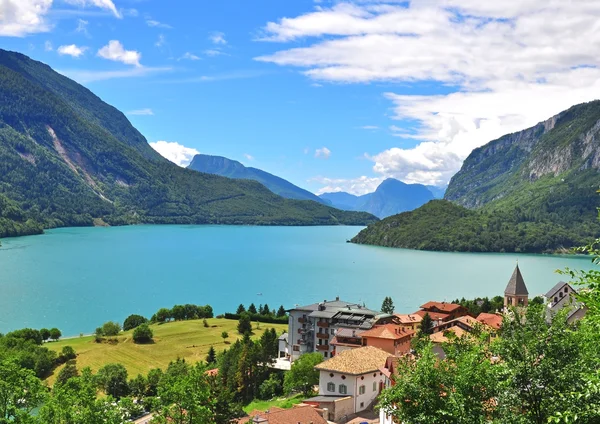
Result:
[132, 324, 153, 344]
[123, 314, 148, 331]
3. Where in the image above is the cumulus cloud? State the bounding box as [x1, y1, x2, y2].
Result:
[57, 44, 87, 57]
[0, 0, 53, 36]
[311, 176, 382, 196]
[209, 31, 227, 45]
[127, 108, 154, 116]
[315, 147, 331, 159]
[150, 141, 199, 167]
[97, 40, 141, 67]
[63, 0, 121, 18]
[257, 0, 600, 186]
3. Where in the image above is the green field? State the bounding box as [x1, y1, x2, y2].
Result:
[243, 394, 306, 414]
[46, 318, 287, 385]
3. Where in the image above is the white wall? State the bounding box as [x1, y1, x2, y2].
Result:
[318, 370, 385, 414]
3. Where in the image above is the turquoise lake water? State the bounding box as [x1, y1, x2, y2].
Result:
[0, 225, 596, 336]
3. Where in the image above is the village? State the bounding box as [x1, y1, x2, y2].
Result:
[238, 265, 587, 424]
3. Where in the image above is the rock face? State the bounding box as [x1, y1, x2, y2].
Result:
[188, 154, 326, 204]
[319, 178, 434, 218]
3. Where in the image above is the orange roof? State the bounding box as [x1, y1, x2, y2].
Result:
[394, 313, 423, 324]
[237, 405, 327, 424]
[430, 326, 468, 343]
[476, 313, 503, 330]
[361, 324, 414, 340]
[205, 368, 219, 376]
[414, 310, 450, 321]
[420, 301, 463, 312]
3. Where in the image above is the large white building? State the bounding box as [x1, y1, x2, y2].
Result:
[287, 297, 392, 361]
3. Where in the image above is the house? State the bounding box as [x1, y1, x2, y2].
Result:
[360, 324, 415, 356]
[238, 405, 328, 424]
[476, 312, 503, 330]
[432, 315, 479, 334]
[287, 297, 392, 361]
[544, 281, 587, 323]
[504, 264, 529, 308]
[394, 313, 422, 331]
[305, 346, 390, 421]
[379, 356, 401, 424]
[414, 301, 468, 325]
[430, 326, 469, 359]
[330, 328, 364, 354]
[278, 333, 289, 359]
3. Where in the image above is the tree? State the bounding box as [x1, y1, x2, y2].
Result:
[171, 305, 186, 321]
[56, 361, 79, 386]
[221, 331, 229, 342]
[248, 303, 257, 314]
[132, 323, 153, 344]
[96, 363, 129, 399]
[259, 373, 282, 400]
[419, 312, 434, 335]
[236, 304, 246, 315]
[49, 327, 62, 341]
[276, 305, 286, 317]
[40, 328, 50, 342]
[0, 360, 46, 422]
[128, 374, 147, 399]
[154, 307, 172, 323]
[262, 304, 271, 316]
[237, 312, 252, 335]
[101, 321, 121, 337]
[60, 345, 76, 361]
[258, 304, 264, 315]
[283, 352, 323, 395]
[146, 368, 164, 397]
[123, 314, 148, 331]
[381, 296, 395, 314]
[206, 346, 216, 365]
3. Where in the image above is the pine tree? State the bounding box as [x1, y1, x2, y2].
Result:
[381, 296, 395, 314]
[236, 304, 246, 315]
[419, 312, 434, 335]
[262, 304, 270, 316]
[206, 346, 216, 365]
[248, 303, 257, 314]
[276, 305, 286, 317]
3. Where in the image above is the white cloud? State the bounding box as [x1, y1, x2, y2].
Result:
[209, 31, 227, 45]
[243, 153, 255, 161]
[122, 8, 138, 17]
[359, 125, 378, 130]
[150, 141, 199, 167]
[63, 0, 121, 18]
[59, 66, 171, 83]
[180, 52, 200, 61]
[146, 19, 172, 29]
[0, 0, 53, 37]
[257, 0, 600, 186]
[44, 40, 53, 51]
[75, 18, 89, 35]
[97, 40, 141, 67]
[154, 34, 166, 48]
[57, 44, 87, 57]
[127, 108, 154, 116]
[315, 147, 331, 159]
[311, 176, 382, 196]
[203, 49, 228, 57]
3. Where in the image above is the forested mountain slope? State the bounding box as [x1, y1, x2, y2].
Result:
[352, 101, 600, 253]
[0, 50, 377, 239]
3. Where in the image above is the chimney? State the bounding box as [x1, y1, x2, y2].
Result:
[336, 296, 340, 301]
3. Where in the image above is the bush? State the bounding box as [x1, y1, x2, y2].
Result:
[259, 373, 283, 400]
[49, 328, 62, 341]
[101, 321, 122, 337]
[132, 324, 153, 344]
[123, 314, 148, 331]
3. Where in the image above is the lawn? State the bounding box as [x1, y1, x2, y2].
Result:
[46, 318, 287, 385]
[243, 394, 307, 414]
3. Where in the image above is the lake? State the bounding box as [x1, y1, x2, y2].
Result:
[0, 225, 595, 336]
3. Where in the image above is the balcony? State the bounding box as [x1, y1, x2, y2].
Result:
[316, 333, 329, 340]
[317, 321, 329, 328]
[298, 317, 307, 324]
[317, 345, 329, 351]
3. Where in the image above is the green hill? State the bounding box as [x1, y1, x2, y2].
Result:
[352, 101, 600, 253]
[0, 49, 377, 240]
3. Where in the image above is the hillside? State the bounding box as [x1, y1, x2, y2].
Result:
[188, 154, 326, 204]
[0, 50, 377, 240]
[352, 101, 600, 253]
[319, 178, 434, 218]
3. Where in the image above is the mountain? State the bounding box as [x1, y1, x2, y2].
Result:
[318, 179, 434, 218]
[352, 101, 600, 253]
[426, 185, 447, 199]
[0, 49, 377, 240]
[187, 154, 326, 204]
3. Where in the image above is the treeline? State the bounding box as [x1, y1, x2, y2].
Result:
[150, 304, 214, 323]
[451, 295, 544, 317]
[222, 303, 288, 324]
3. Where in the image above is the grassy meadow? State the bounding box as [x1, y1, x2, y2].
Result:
[46, 318, 287, 385]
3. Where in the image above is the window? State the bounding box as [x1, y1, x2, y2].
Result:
[360, 402, 364, 409]
[373, 382, 377, 392]
[327, 382, 335, 392]
[559, 292, 563, 298]
[339, 384, 347, 394]
[359, 385, 366, 395]
[293, 345, 300, 352]
[331, 329, 335, 335]
[564, 287, 568, 293]
[554, 296, 558, 303]
[324, 352, 328, 358]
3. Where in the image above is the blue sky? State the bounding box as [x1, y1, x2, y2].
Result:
[3, 0, 600, 195]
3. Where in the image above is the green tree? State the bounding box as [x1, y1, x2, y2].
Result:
[101, 321, 121, 337]
[123, 314, 148, 331]
[132, 323, 153, 344]
[283, 352, 323, 395]
[381, 296, 395, 314]
[248, 303, 257, 314]
[96, 363, 129, 399]
[236, 304, 246, 315]
[262, 304, 271, 316]
[146, 368, 164, 397]
[206, 346, 216, 365]
[221, 331, 229, 343]
[276, 305, 286, 317]
[154, 307, 172, 323]
[49, 327, 62, 341]
[60, 345, 76, 361]
[237, 312, 252, 335]
[55, 361, 79, 386]
[259, 373, 282, 400]
[419, 312, 434, 335]
[40, 328, 50, 342]
[0, 360, 46, 422]
[128, 374, 147, 399]
[171, 305, 186, 321]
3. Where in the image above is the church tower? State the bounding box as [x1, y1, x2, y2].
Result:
[504, 264, 529, 308]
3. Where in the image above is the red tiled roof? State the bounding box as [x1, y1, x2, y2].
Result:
[394, 313, 423, 324]
[476, 313, 503, 330]
[237, 405, 327, 424]
[430, 326, 468, 343]
[420, 301, 463, 312]
[413, 310, 450, 321]
[361, 324, 414, 340]
[205, 368, 219, 376]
